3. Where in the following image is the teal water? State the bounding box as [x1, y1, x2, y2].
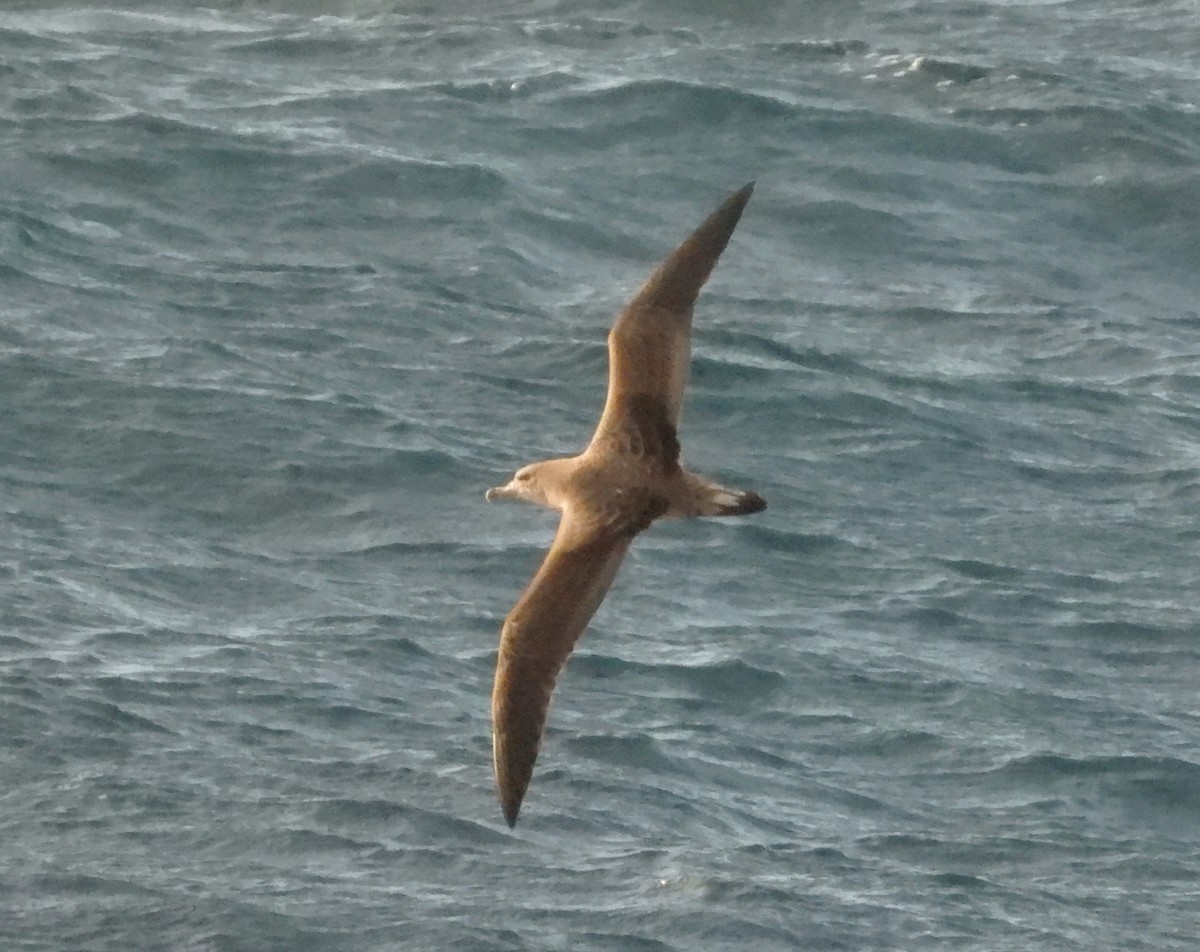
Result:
[2, 3, 1198, 950]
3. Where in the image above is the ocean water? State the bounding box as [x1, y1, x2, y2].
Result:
[2, 1, 1198, 949]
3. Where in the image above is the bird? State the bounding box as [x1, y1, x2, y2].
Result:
[484, 182, 766, 827]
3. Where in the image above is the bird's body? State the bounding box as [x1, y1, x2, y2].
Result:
[485, 183, 765, 827]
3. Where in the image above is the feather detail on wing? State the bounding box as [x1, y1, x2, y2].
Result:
[589, 182, 753, 453]
[491, 495, 666, 827]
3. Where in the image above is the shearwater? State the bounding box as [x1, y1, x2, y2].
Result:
[485, 183, 766, 827]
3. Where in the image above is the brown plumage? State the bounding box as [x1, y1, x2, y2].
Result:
[484, 183, 766, 827]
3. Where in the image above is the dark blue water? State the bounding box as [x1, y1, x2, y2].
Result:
[2, 3, 1198, 950]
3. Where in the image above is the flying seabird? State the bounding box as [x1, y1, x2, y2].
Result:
[485, 183, 766, 827]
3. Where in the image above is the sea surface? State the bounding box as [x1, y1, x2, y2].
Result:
[2, 2, 1198, 949]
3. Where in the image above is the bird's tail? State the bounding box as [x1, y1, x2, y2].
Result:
[674, 472, 767, 517]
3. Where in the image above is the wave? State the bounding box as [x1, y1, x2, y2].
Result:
[569, 654, 785, 707]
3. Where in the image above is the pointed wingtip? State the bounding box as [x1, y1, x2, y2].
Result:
[629, 182, 756, 314]
[494, 727, 529, 829]
[498, 778, 524, 827]
[724, 180, 756, 215]
[495, 771, 523, 826]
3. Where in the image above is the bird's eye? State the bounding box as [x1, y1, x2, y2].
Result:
[517, 472, 530, 482]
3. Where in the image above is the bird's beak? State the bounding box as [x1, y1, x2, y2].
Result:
[485, 482, 518, 502]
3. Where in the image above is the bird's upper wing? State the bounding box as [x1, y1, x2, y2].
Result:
[491, 494, 666, 827]
[587, 183, 754, 458]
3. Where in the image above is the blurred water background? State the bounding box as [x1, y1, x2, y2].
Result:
[2, 1, 1198, 949]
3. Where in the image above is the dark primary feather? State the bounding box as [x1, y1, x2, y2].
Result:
[626, 182, 755, 315]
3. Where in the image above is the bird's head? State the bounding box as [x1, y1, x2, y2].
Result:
[485, 461, 556, 508]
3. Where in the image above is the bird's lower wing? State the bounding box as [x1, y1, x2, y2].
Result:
[491, 500, 663, 827]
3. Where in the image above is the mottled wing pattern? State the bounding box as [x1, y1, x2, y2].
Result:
[588, 393, 681, 476]
[589, 182, 754, 448]
[491, 495, 666, 827]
